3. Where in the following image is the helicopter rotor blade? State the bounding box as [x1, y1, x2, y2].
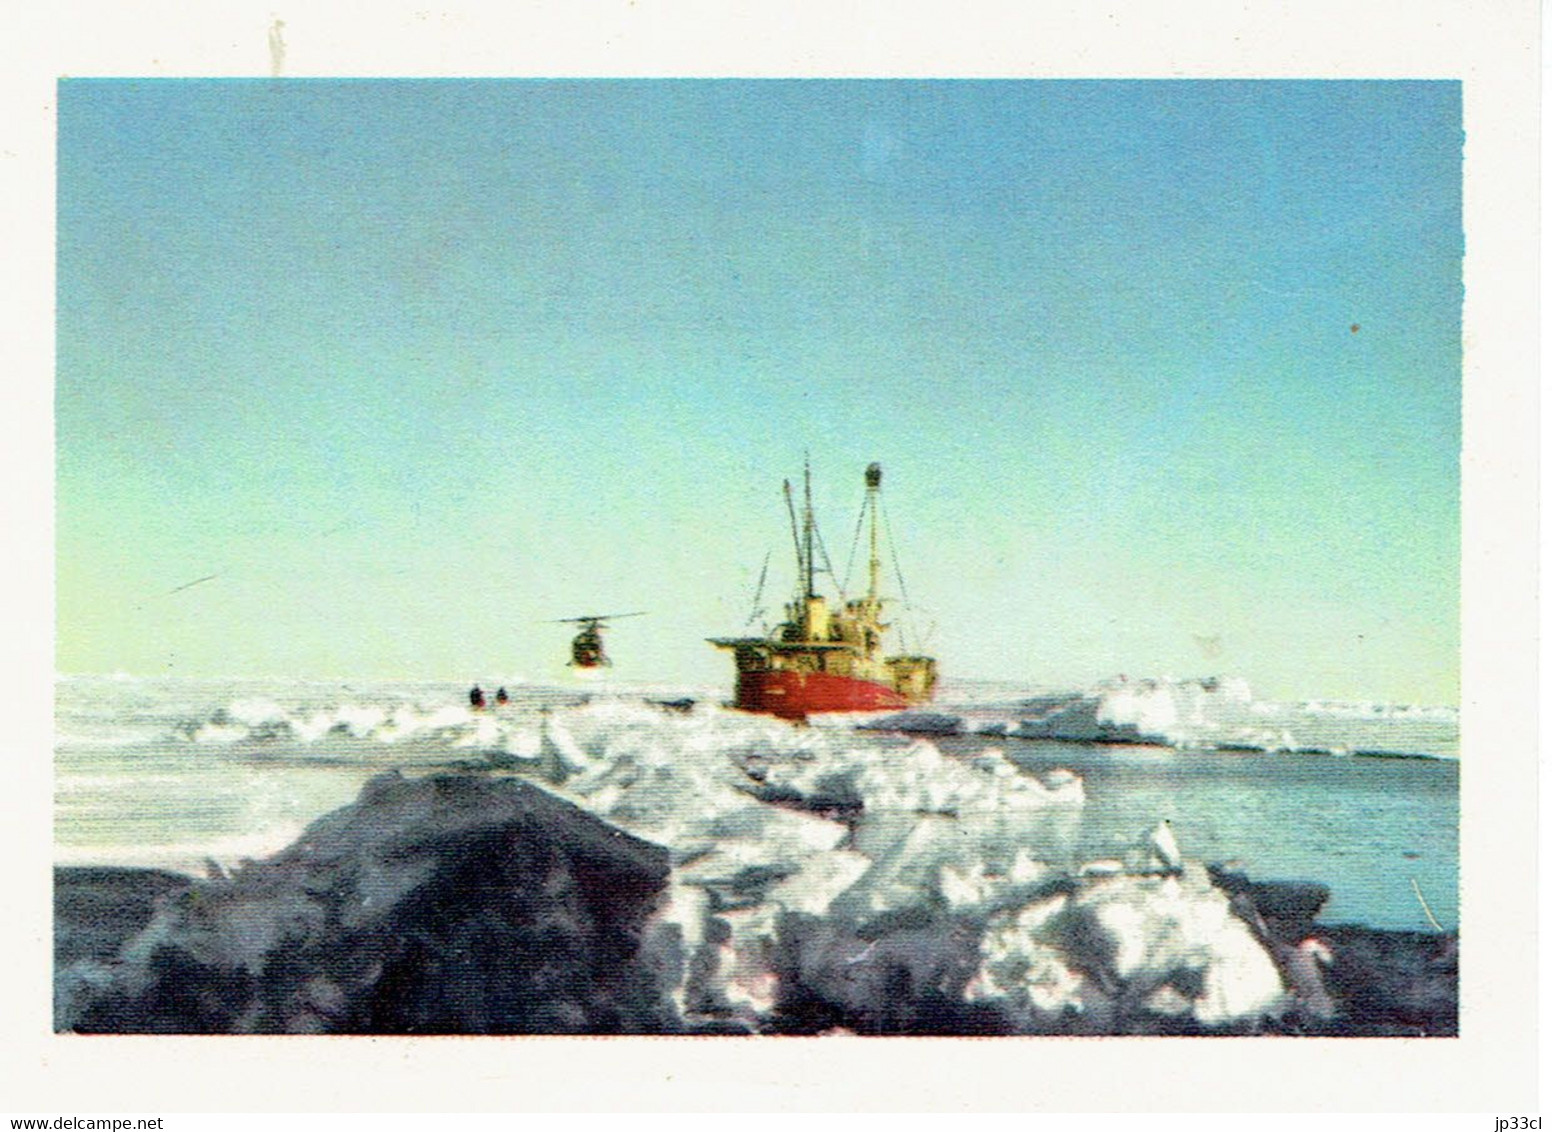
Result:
[545, 611, 649, 625]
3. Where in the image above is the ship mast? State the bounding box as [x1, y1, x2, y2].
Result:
[866, 462, 882, 605]
[803, 458, 817, 599]
[783, 479, 803, 597]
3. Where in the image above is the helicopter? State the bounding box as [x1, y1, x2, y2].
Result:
[549, 611, 646, 669]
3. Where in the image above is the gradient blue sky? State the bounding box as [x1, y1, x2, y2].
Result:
[56, 80, 1461, 701]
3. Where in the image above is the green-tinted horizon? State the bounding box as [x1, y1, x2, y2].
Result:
[57, 79, 1461, 704]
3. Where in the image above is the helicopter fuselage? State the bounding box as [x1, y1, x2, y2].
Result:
[570, 625, 608, 668]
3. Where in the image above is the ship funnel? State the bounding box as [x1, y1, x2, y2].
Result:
[866, 462, 882, 488]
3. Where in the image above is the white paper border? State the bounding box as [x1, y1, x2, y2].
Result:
[2, 0, 1538, 1113]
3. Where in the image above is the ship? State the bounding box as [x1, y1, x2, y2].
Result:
[709, 462, 937, 720]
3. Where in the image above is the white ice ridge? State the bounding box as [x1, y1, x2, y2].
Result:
[456, 699, 1083, 1027]
[871, 675, 1458, 757]
[460, 701, 1298, 1031]
[180, 674, 1457, 759]
[965, 860, 1289, 1027]
[189, 697, 508, 750]
[1011, 675, 1257, 746]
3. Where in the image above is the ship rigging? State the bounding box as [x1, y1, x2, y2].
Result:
[710, 462, 937, 719]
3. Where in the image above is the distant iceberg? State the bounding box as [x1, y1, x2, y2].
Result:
[865, 676, 1458, 759]
[1013, 675, 1255, 746]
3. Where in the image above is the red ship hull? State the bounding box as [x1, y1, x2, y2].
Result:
[734, 669, 912, 720]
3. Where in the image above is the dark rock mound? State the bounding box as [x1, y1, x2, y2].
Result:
[647, 698, 697, 714]
[58, 773, 675, 1035]
[1208, 864, 1330, 943]
[56, 867, 193, 966]
[1209, 865, 1457, 1037]
[1313, 926, 1458, 1037]
[859, 713, 963, 736]
[767, 913, 998, 1036]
